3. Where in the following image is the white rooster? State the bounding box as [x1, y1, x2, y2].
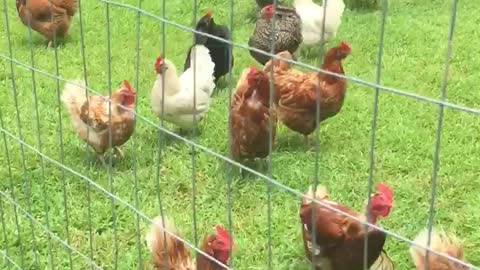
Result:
[294, 0, 345, 46]
[151, 45, 215, 130]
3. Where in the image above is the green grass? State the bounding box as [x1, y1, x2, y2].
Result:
[1, 0, 479, 269]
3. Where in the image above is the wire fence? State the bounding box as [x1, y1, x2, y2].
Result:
[1, 0, 479, 269]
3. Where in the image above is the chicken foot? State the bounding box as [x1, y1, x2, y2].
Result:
[113, 147, 124, 159]
[96, 154, 108, 168]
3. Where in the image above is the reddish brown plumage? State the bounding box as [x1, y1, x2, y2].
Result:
[410, 228, 469, 270]
[16, 0, 77, 45]
[196, 229, 234, 270]
[265, 42, 351, 143]
[299, 184, 394, 270]
[61, 80, 136, 161]
[146, 217, 234, 270]
[230, 67, 278, 161]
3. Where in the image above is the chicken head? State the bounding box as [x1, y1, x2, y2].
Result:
[261, 4, 275, 20]
[336, 41, 352, 59]
[118, 80, 136, 106]
[368, 183, 394, 223]
[210, 226, 234, 265]
[154, 57, 167, 74]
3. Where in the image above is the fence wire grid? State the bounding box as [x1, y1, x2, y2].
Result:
[1, 0, 479, 269]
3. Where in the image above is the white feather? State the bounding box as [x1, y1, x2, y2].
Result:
[294, 0, 345, 45]
[151, 46, 215, 129]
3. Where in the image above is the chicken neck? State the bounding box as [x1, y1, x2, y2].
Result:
[157, 60, 181, 96]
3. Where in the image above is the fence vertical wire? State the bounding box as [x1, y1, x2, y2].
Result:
[155, 0, 170, 269]
[3, 1, 40, 268]
[77, 0, 96, 266]
[0, 86, 24, 270]
[0, 195, 11, 270]
[266, 1, 280, 269]
[104, 2, 119, 268]
[51, 2, 74, 267]
[132, 0, 144, 268]
[363, 0, 389, 268]
[190, 0, 199, 249]
[424, 0, 459, 268]
[226, 0, 235, 266]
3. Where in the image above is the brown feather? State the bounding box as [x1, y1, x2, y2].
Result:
[269, 45, 350, 138]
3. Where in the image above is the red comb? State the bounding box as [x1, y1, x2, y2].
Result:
[155, 57, 163, 66]
[376, 183, 393, 200]
[123, 80, 132, 90]
[215, 226, 232, 246]
[341, 42, 351, 50]
[206, 10, 212, 17]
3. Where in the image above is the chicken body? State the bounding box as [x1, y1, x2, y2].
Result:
[294, 0, 345, 46]
[183, 12, 234, 84]
[231, 67, 278, 162]
[249, 5, 302, 65]
[410, 228, 469, 270]
[61, 80, 136, 164]
[16, 0, 77, 46]
[266, 43, 350, 144]
[152, 45, 215, 130]
[146, 216, 233, 270]
[300, 185, 394, 270]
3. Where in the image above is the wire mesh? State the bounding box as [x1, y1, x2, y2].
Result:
[1, 0, 479, 269]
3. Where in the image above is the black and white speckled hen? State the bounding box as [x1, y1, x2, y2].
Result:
[183, 10, 234, 84]
[248, 4, 302, 65]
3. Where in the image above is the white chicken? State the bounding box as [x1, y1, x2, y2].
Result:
[294, 0, 345, 46]
[151, 45, 215, 130]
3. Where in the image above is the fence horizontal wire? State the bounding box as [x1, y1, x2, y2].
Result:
[1, 0, 479, 269]
[0, 120, 477, 269]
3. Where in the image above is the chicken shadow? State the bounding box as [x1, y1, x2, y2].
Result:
[221, 158, 270, 181]
[275, 133, 331, 154]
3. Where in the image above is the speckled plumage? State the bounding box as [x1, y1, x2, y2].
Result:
[248, 6, 302, 65]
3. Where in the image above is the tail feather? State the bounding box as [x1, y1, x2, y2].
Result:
[146, 216, 194, 269]
[410, 228, 465, 269]
[189, 45, 215, 95]
[61, 79, 87, 116]
[303, 185, 328, 204]
[370, 250, 394, 270]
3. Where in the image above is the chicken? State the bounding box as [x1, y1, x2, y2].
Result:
[255, 0, 283, 9]
[16, 0, 77, 47]
[230, 67, 278, 165]
[152, 45, 215, 131]
[183, 10, 234, 84]
[294, 0, 345, 47]
[248, 4, 302, 65]
[146, 216, 234, 270]
[300, 183, 394, 270]
[265, 42, 351, 146]
[410, 228, 469, 270]
[61, 80, 136, 166]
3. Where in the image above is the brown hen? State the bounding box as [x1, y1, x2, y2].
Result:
[16, 0, 77, 47]
[265, 42, 351, 146]
[410, 228, 470, 270]
[300, 183, 394, 270]
[230, 67, 278, 165]
[146, 216, 234, 270]
[61, 80, 136, 166]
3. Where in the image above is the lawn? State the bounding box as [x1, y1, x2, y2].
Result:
[0, 0, 479, 269]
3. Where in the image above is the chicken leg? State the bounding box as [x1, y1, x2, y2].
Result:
[113, 147, 124, 159]
[304, 135, 309, 148]
[96, 154, 107, 168]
